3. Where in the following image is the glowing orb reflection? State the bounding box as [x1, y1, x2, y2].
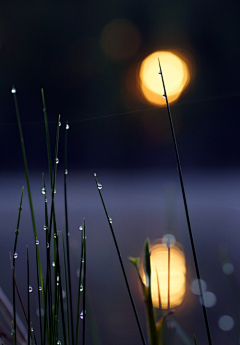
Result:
[141, 240, 186, 309]
[139, 51, 190, 106]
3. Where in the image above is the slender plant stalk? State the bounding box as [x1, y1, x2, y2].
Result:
[82, 219, 86, 345]
[12, 186, 24, 345]
[158, 59, 212, 345]
[64, 121, 74, 345]
[12, 88, 45, 299]
[94, 173, 146, 345]
[62, 233, 70, 345]
[27, 246, 30, 345]
[76, 224, 85, 345]
[167, 246, 170, 310]
[59, 265, 68, 345]
[42, 174, 52, 344]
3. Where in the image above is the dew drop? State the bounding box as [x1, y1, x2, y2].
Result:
[93, 173, 97, 177]
[55, 158, 59, 164]
[80, 284, 83, 292]
[79, 225, 83, 231]
[190, 279, 207, 295]
[82, 258, 84, 263]
[57, 341, 61, 345]
[39, 286, 42, 291]
[97, 183, 102, 190]
[36, 239, 40, 245]
[64, 169, 68, 175]
[45, 198, 48, 203]
[158, 71, 162, 75]
[11, 329, 15, 336]
[54, 188, 56, 194]
[162, 94, 166, 99]
[54, 233, 57, 239]
[66, 124, 70, 130]
[80, 310, 86, 319]
[222, 262, 234, 275]
[42, 187, 46, 195]
[52, 262, 55, 267]
[199, 291, 217, 308]
[218, 315, 235, 331]
[29, 285, 33, 293]
[109, 217, 113, 224]
[31, 327, 34, 332]
[47, 242, 50, 249]
[43, 225, 48, 231]
[36, 308, 44, 317]
[58, 121, 61, 127]
[162, 234, 176, 248]
[13, 252, 18, 259]
[11, 87, 16, 94]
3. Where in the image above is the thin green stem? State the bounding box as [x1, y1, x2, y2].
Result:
[27, 246, 30, 345]
[94, 173, 146, 345]
[64, 122, 74, 345]
[82, 219, 86, 345]
[12, 186, 24, 345]
[62, 233, 70, 345]
[12, 88, 45, 317]
[158, 59, 212, 345]
[76, 227, 85, 345]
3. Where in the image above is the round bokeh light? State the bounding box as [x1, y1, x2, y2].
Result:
[139, 51, 190, 106]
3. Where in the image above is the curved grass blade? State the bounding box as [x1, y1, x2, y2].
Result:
[94, 173, 146, 345]
[12, 186, 24, 345]
[158, 60, 212, 345]
[64, 121, 74, 345]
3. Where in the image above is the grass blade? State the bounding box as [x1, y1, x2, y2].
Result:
[12, 87, 45, 322]
[12, 186, 24, 345]
[76, 222, 85, 345]
[94, 173, 146, 345]
[27, 246, 30, 345]
[82, 219, 86, 345]
[62, 233, 70, 344]
[64, 121, 74, 345]
[158, 60, 212, 345]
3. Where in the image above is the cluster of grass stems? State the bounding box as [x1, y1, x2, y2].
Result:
[3, 61, 213, 345]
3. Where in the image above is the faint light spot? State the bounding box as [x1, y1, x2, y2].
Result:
[199, 291, 217, 308]
[190, 279, 207, 295]
[222, 262, 234, 275]
[139, 51, 190, 106]
[100, 19, 141, 60]
[218, 315, 235, 331]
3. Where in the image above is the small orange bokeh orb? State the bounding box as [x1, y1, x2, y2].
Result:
[139, 51, 190, 106]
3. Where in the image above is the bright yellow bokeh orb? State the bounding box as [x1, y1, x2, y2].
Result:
[139, 51, 190, 106]
[141, 240, 186, 309]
